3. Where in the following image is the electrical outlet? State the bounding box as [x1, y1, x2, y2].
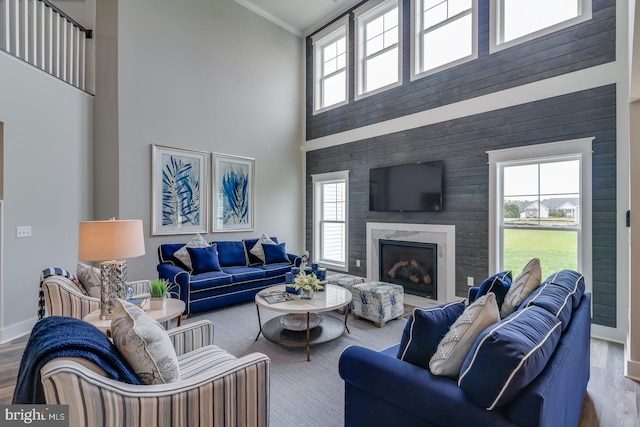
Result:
[16, 226, 32, 238]
[467, 276, 474, 287]
[356, 259, 361, 267]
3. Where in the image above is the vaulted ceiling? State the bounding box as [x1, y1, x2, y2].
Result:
[235, 0, 362, 36]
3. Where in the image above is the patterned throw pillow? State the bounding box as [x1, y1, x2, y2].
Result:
[250, 234, 276, 262]
[500, 258, 542, 319]
[429, 293, 500, 377]
[173, 234, 209, 271]
[76, 263, 102, 298]
[111, 299, 180, 385]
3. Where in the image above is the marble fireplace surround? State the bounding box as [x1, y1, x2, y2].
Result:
[366, 222, 456, 303]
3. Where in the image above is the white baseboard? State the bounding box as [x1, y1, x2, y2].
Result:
[626, 358, 640, 381]
[0, 316, 36, 344]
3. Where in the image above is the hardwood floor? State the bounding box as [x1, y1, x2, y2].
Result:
[1, 333, 638, 425]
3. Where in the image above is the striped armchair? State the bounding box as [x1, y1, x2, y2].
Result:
[40, 320, 271, 427]
[39, 267, 150, 320]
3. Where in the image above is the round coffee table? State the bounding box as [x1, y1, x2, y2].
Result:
[254, 284, 352, 361]
[84, 298, 185, 336]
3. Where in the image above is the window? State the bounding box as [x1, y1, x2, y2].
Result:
[491, 0, 591, 53]
[411, 0, 477, 80]
[355, 0, 401, 99]
[312, 17, 349, 113]
[312, 171, 349, 271]
[488, 138, 593, 283]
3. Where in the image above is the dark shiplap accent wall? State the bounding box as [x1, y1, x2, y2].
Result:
[306, 0, 615, 141]
[306, 85, 617, 327]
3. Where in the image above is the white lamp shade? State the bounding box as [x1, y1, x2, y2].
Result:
[78, 219, 145, 261]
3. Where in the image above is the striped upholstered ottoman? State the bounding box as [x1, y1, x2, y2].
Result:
[351, 281, 404, 328]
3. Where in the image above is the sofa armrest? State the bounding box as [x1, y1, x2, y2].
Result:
[157, 263, 190, 314]
[339, 346, 513, 427]
[127, 279, 151, 298]
[288, 253, 302, 267]
[166, 320, 215, 356]
[41, 352, 270, 427]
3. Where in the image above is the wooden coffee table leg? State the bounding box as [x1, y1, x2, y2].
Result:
[255, 304, 263, 342]
[306, 312, 311, 361]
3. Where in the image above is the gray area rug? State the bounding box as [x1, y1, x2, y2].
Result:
[186, 301, 410, 427]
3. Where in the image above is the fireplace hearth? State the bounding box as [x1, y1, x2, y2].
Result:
[379, 239, 437, 299]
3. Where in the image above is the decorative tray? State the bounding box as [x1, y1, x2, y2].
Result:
[280, 313, 322, 331]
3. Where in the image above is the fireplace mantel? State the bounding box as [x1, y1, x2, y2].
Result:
[366, 222, 456, 303]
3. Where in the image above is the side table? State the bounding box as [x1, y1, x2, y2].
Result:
[83, 298, 185, 336]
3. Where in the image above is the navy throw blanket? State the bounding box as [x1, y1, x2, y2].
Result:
[13, 316, 143, 404]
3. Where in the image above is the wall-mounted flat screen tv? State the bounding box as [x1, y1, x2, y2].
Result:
[369, 160, 443, 212]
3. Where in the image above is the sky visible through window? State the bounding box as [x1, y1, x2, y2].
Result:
[503, 0, 579, 43]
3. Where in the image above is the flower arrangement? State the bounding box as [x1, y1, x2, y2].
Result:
[292, 271, 324, 292]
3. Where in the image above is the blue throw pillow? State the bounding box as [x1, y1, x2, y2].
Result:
[263, 242, 290, 264]
[519, 270, 585, 331]
[214, 241, 248, 267]
[186, 244, 221, 275]
[396, 300, 466, 369]
[477, 271, 512, 308]
[243, 237, 279, 266]
[458, 305, 562, 409]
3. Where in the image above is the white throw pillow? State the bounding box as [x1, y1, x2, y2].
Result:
[500, 258, 542, 318]
[173, 234, 209, 271]
[249, 234, 276, 262]
[111, 299, 180, 385]
[429, 293, 500, 378]
[76, 263, 102, 298]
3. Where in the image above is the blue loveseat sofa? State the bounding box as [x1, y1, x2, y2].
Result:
[339, 270, 590, 427]
[157, 237, 300, 316]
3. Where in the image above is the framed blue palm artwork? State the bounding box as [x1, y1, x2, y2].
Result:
[151, 145, 209, 235]
[212, 153, 254, 232]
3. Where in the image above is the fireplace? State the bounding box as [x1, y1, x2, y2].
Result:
[367, 222, 455, 303]
[379, 239, 437, 299]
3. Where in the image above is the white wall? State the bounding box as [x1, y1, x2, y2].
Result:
[0, 52, 93, 342]
[94, 0, 304, 279]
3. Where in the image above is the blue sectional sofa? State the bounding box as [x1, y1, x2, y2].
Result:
[339, 270, 590, 427]
[157, 237, 300, 316]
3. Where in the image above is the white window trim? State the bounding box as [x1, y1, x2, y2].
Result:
[410, 0, 478, 82]
[312, 170, 349, 272]
[489, 0, 592, 54]
[312, 16, 350, 115]
[354, 0, 402, 100]
[487, 138, 593, 293]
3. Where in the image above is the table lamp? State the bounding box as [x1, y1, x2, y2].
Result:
[78, 218, 145, 319]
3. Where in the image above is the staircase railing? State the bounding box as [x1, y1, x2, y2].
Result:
[1, 0, 92, 92]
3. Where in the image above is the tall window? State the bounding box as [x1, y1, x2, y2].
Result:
[491, 0, 591, 52]
[355, 0, 401, 99]
[313, 17, 349, 113]
[411, 0, 477, 80]
[488, 139, 592, 283]
[312, 171, 349, 271]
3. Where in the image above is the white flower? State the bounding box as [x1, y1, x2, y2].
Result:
[292, 271, 324, 291]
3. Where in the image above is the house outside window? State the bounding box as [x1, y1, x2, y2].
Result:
[312, 17, 350, 114]
[488, 138, 593, 283]
[411, 0, 477, 81]
[490, 0, 592, 53]
[312, 171, 349, 271]
[355, 0, 402, 99]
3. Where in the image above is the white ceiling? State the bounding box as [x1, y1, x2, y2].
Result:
[235, 0, 362, 37]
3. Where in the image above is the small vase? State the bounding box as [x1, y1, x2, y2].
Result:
[301, 289, 314, 299]
[150, 297, 166, 310]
